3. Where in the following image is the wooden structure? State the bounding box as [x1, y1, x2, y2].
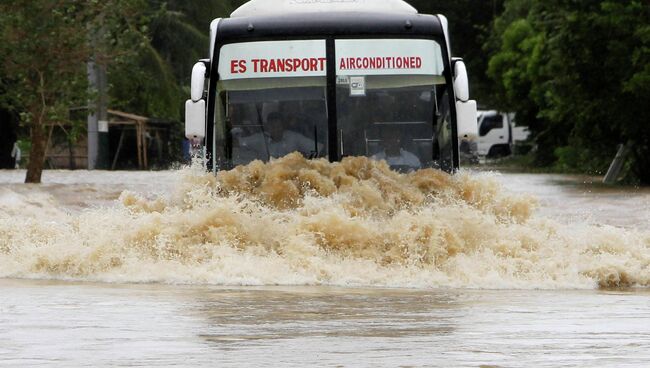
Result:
[43, 109, 174, 170]
[43, 123, 88, 170]
[108, 109, 150, 170]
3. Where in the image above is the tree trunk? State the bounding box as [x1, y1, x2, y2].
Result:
[25, 125, 47, 183]
[68, 137, 76, 170]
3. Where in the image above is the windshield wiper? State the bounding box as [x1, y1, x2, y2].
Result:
[433, 86, 440, 117]
[309, 125, 319, 159]
[255, 103, 271, 160]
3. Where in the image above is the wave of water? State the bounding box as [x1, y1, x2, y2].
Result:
[1, 153, 649, 289]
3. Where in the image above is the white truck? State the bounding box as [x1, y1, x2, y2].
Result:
[477, 110, 530, 158]
[185, 0, 479, 173]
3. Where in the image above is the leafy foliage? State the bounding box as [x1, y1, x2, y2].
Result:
[109, 1, 238, 120]
[2, 0, 649, 184]
[0, 1, 237, 180]
[0, 0, 146, 182]
[409, 0, 504, 104]
[487, 0, 650, 183]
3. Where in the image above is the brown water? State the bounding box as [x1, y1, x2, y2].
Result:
[1, 156, 649, 366]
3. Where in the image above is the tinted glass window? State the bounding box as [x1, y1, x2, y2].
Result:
[479, 115, 503, 136]
[335, 39, 450, 172]
[215, 78, 328, 169]
[214, 40, 328, 170]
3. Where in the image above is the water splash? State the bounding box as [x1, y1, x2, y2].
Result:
[1, 153, 648, 289]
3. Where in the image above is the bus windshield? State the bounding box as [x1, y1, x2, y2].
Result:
[214, 40, 328, 169]
[213, 38, 451, 171]
[219, 79, 328, 166]
[335, 39, 452, 172]
[336, 76, 452, 172]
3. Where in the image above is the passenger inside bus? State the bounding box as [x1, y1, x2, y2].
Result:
[238, 111, 320, 159]
[370, 123, 422, 172]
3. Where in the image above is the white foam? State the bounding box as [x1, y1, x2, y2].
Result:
[1, 155, 648, 289]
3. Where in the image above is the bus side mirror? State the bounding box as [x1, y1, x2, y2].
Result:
[456, 100, 478, 140]
[185, 99, 206, 139]
[453, 59, 469, 102]
[191, 62, 207, 102]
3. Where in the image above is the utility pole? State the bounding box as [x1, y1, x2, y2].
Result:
[87, 58, 110, 170]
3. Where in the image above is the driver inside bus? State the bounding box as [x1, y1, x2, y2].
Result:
[239, 111, 320, 159]
[371, 124, 421, 171]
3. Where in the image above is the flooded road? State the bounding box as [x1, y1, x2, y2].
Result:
[1, 164, 649, 367]
[2, 280, 649, 367]
[497, 173, 650, 229]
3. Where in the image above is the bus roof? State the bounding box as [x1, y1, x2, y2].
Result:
[213, 12, 444, 47]
[231, 0, 418, 18]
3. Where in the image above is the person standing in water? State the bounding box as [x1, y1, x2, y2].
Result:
[10, 142, 21, 169]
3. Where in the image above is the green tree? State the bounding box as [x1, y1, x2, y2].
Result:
[487, 0, 650, 183]
[0, 0, 145, 183]
[109, 0, 237, 121]
[106, 1, 237, 164]
[486, 1, 561, 165]
[409, 0, 504, 104]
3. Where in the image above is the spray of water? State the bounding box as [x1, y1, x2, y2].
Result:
[1, 153, 648, 289]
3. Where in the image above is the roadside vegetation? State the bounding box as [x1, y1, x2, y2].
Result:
[1, 0, 648, 184]
[0, 0, 240, 182]
[484, 0, 649, 184]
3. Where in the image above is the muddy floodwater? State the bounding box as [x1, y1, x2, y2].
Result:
[1, 160, 649, 367]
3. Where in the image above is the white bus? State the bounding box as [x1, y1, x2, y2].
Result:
[185, 0, 478, 173]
